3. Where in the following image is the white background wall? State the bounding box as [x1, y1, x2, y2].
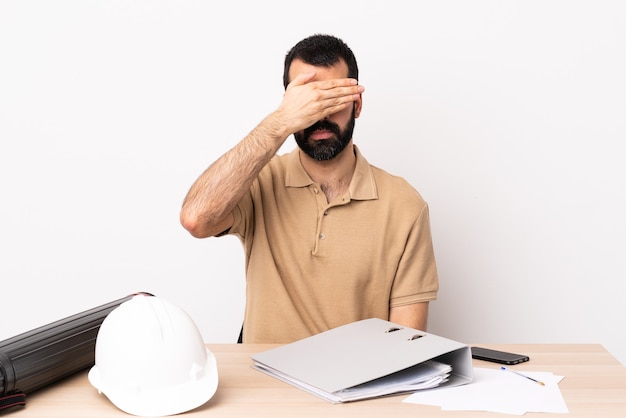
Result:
[2, 1, 625, 365]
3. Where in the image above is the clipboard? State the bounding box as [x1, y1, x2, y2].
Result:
[250, 318, 473, 403]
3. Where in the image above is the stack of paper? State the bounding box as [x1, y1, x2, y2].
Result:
[254, 359, 452, 403]
[404, 367, 569, 415]
[333, 360, 452, 402]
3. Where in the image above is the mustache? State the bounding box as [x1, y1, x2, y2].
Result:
[303, 120, 341, 138]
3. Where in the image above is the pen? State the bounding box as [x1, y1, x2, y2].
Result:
[501, 366, 545, 386]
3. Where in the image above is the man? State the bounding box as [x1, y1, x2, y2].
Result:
[180, 34, 438, 343]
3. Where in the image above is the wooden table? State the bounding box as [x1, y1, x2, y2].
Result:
[11, 344, 626, 417]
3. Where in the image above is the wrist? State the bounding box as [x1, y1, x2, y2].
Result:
[263, 111, 292, 144]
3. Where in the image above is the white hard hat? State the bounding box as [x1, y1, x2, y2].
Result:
[88, 295, 218, 417]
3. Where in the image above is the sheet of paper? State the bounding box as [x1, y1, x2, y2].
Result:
[403, 367, 568, 415]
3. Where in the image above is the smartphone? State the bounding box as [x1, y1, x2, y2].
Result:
[471, 346, 530, 365]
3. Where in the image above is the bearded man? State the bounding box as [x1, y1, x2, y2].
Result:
[180, 34, 439, 343]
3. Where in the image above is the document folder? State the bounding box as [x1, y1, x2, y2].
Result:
[250, 318, 473, 403]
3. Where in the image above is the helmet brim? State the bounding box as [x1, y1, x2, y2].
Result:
[89, 348, 218, 417]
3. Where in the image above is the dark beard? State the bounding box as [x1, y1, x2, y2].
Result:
[294, 109, 356, 161]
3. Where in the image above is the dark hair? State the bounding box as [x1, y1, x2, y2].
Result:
[283, 34, 359, 89]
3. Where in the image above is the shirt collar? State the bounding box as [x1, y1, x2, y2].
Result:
[284, 144, 378, 201]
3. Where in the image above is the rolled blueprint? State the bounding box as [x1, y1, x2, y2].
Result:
[0, 292, 152, 411]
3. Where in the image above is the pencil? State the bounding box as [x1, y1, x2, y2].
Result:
[501, 366, 545, 386]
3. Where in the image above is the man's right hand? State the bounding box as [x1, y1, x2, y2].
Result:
[274, 72, 364, 136]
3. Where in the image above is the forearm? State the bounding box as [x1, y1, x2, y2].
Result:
[180, 113, 289, 238]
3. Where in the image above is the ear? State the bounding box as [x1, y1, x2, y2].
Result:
[354, 94, 363, 118]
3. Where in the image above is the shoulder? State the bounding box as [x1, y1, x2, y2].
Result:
[370, 164, 427, 208]
[255, 151, 291, 183]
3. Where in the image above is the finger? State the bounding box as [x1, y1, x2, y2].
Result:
[320, 83, 364, 101]
[318, 78, 360, 90]
[288, 71, 317, 88]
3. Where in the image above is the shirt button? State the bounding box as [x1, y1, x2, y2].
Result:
[313, 188, 319, 194]
[323, 210, 329, 216]
[319, 233, 326, 240]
